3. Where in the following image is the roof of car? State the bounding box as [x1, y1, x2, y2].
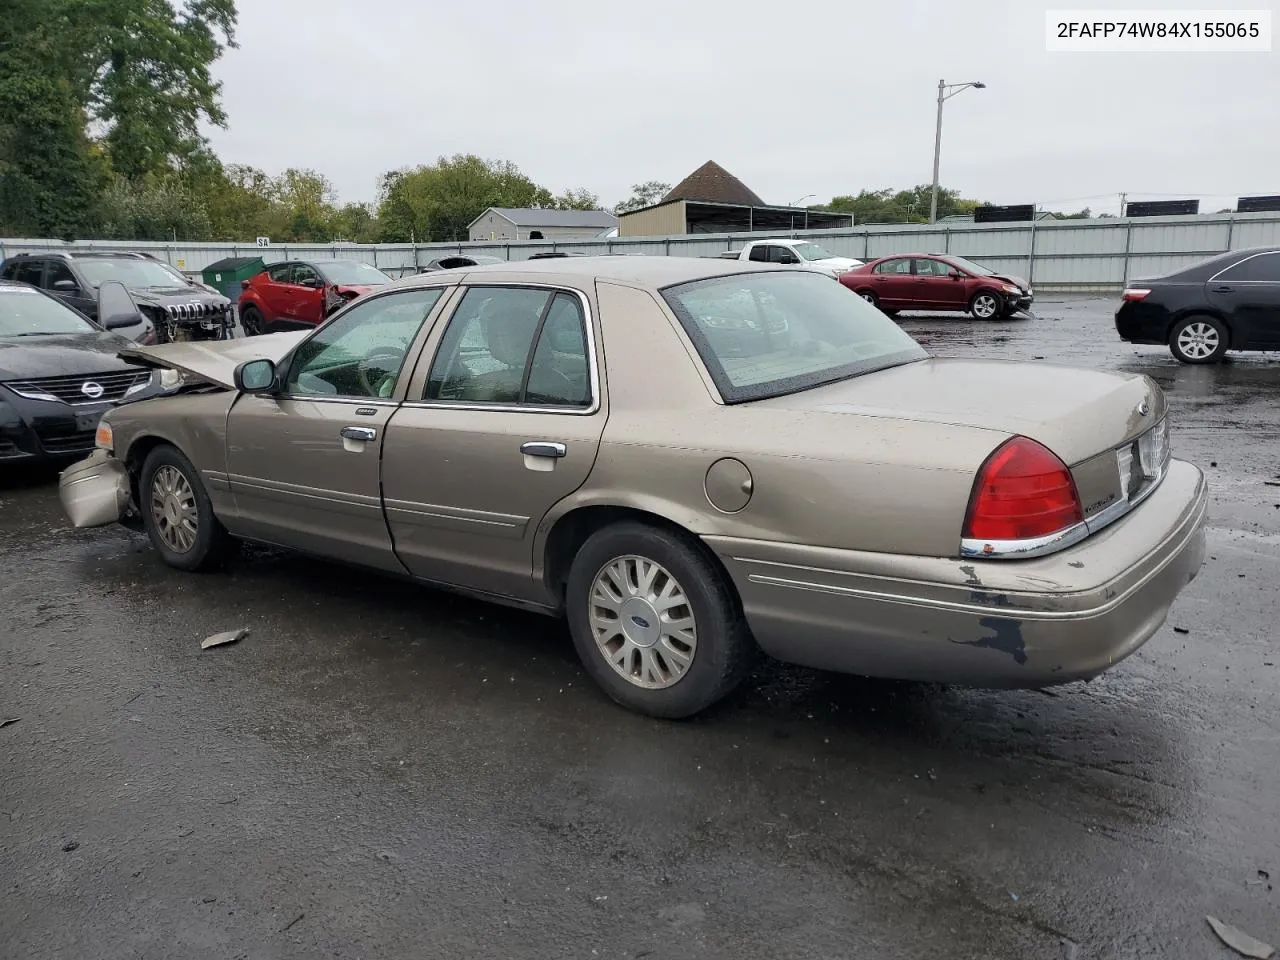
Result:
[388, 255, 792, 291]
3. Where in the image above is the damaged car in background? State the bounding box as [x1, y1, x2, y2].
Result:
[59, 257, 1207, 719]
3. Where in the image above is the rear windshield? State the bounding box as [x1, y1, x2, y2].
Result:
[318, 261, 390, 285]
[0, 286, 95, 336]
[661, 271, 927, 403]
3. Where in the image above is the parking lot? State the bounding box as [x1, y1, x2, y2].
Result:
[1, 295, 1277, 959]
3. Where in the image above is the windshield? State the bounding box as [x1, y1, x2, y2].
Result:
[318, 261, 390, 286]
[662, 272, 927, 403]
[0, 286, 95, 336]
[792, 242, 836, 261]
[77, 258, 189, 289]
[944, 256, 997, 276]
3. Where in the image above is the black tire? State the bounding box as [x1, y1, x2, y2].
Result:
[856, 290, 879, 309]
[139, 444, 229, 572]
[969, 289, 1005, 320]
[1168, 315, 1229, 364]
[565, 522, 755, 719]
[239, 305, 264, 336]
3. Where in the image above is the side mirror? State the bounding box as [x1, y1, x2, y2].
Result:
[234, 358, 277, 393]
[949, 269, 964, 279]
[299, 277, 321, 289]
[54, 279, 80, 293]
[98, 280, 143, 330]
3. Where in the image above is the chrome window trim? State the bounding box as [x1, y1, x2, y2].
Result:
[1208, 250, 1280, 283]
[275, 396, 398, 407]
[412, 283, 601, 417]
[961, 419, 1171, 560]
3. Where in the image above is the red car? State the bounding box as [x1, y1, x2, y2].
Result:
[238, 259, 391, 335]
[839, 254, 1034, 320]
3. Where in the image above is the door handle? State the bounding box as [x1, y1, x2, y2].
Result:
[341, 425, 377, 442]
[1212, 285, 1233, 293]
[521, 441, 566, 459]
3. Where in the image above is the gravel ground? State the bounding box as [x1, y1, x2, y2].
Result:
[1, 296, 1277, 960]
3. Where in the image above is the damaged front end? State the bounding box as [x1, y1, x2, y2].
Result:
[59, 448, 133, 529]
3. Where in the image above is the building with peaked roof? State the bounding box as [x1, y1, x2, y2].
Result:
[617, 161, 852, 238]
[468, 207, 618, 242]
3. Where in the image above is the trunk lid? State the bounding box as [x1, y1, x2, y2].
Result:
[117, 330, 308, 389]
[756, 357, 1165, 467]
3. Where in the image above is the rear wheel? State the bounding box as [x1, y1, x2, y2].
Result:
[1169, 315, 1228, 364]
[139, 445, 229, 571]
[565, 522, 755, 719]
[239, 305, 264, 336]
[856, 290, 879, 308]
[969, 290, 1004, 320]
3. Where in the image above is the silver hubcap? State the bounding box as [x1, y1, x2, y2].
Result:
[151, 465, 198, 553]
[973, 295, 998, 318]
[1177, 322, 1219, 359]
[860, 293, 876, 303]
[589, 555, 697, 690]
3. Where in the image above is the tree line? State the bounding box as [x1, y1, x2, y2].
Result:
[0, 1, 1091, 245]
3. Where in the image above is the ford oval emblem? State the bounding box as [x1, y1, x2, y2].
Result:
[81, 381, 105, 399]
[1137, 400, 1150, 417]
[630, 615, 652, 630]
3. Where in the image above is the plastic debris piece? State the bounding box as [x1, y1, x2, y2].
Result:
[201, 628, 248, 651]
[1173, 627, 1190, 635]
[0, 718, 18, 729]
[1206, 916, 1275, 959]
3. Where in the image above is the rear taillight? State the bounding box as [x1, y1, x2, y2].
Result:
[1121, 288, 1151, 301]
[963, 437, 1083, 545]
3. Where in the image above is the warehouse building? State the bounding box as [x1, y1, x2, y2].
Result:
[616, 161, 853, 237]
[468, 208, 617, 242]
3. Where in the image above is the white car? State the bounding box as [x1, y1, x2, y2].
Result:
[719, 239, 863, 278]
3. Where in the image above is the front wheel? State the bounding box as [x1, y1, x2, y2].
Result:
[139, 445, 229, 571]
[565, 522, 755, 719]
[969, 290, 1004, 320]
[1169, 316, 1228, 364]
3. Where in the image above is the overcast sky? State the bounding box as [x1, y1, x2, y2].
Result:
[204, 0, 1280, 214]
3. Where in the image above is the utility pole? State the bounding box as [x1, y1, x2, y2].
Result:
[1119, 192, 1127, 217]
[930, 79, 986, 224]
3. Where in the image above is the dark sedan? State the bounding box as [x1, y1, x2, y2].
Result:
[1116, 246, 1280, 363]
[0, 281, 166, 463]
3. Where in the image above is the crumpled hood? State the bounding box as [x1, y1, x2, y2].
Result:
[0, 331, 137, 380]
[130, 286, 231, 309]
[989, 273, 1031, 291]
[118, 330, 308, 389]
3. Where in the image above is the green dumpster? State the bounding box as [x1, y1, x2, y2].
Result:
[202, 256, 266, 305]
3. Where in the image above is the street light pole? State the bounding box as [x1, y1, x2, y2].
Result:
[929, 79, 986, 224]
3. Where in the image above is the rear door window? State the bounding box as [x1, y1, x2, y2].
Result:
[11, 260, 45, 286]
[1220, 252, 1280, 282]
[747, 245, 769, 263]
[874, 259, 911, 275]
[267, 263, 295, 283]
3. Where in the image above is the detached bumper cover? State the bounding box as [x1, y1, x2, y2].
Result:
[706, 458, 1207, 688]
[59, 450, 132, 528]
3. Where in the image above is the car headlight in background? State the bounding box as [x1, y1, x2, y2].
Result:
[1003, 284, 1022, 294]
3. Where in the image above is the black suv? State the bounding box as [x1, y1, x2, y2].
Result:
[0, 252, 234, 343]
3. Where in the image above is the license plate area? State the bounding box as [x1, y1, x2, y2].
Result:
[74, 411, 102, 433]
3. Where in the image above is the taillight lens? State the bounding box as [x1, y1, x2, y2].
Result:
[963, 437, 1083, 543]
[1121, 288, 1151, 301]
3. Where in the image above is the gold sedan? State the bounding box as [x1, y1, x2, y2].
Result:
[60, 257, 1207, 718]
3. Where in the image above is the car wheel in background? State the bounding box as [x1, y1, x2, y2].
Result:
[139, 444, 229, 571]
[969, 290, 1003, 320]
[856, 290, 879, 308]
[565, 522, 755, 719]
[239, 305, 264, 336]
[1169, 315, 1229, 364]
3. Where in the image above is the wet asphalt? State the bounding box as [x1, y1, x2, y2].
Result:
[1, 296, 1277, 960]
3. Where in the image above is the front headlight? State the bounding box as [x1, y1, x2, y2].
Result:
[1003, 284, 1021, 294]
[160, 367, 183, 389]
[95, 420, 114, 452]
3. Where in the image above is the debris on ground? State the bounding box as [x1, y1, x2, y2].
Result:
[1205, 915, 1275, 959]
[61, 840, 79, 852]
[0, 718, 19, 729]
[1174, 627, 1190, 635]
[282, 913, 305, 932]
[201, 628, 249, 651]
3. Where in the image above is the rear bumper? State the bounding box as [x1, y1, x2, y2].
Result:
[705, 458, 1207, 688]
[1114, 302, 1172, 344]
